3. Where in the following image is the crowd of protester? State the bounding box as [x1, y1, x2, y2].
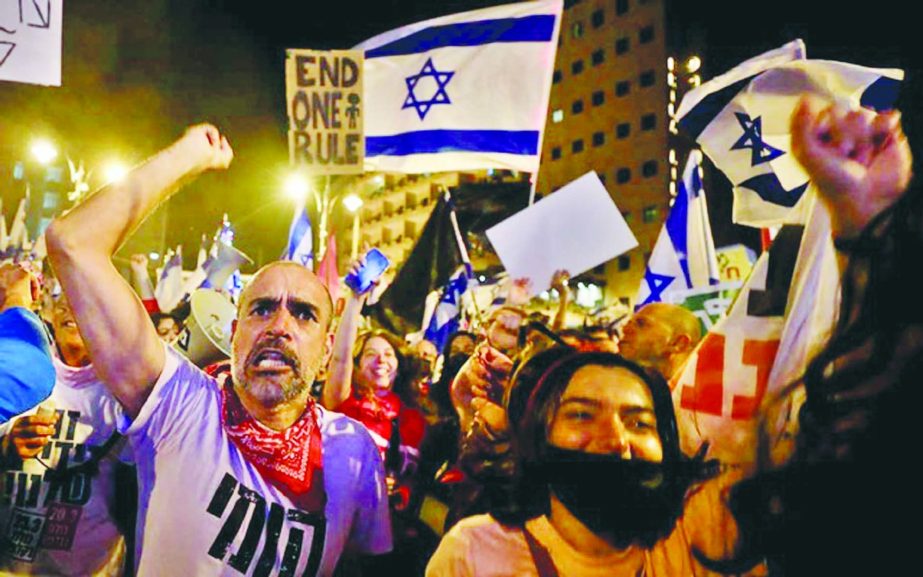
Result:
[0, 93, 916, 576]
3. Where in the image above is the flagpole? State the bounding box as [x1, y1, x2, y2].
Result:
[440, 185, 485, 326]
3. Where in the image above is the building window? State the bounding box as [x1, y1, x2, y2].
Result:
[591, 9, 605, 28]
[572, 21, 584, 39]
[592, 90, 605, 106]
[553, 69, 562, 84]
[641, 113, 657, 130]
[592, 132, 605, 147]
[642, 160, 659, 177]
[618, 255, 631, 271]
[640, 69, 655, 87]
[615, 37, 630, 55]
[615, 80, 630, 97]
[572, 99, 584, 114]
[616, 167, 631, 184]
[640, 24, 655, 44]
[571, 59, 584, 75]
[592, 49, 605, 66]
[42, 193, 60, 210]
[551, 146, 562, 160]
[643, 205, 660, 222]
[572, 139, 585, 153]
[13, 161, 24, 180]
[45, 167, 64, 183]
[552, 109, 564, 123]
[598, 172, 607, 185]
[616, 122, 631, 139]
[616, 0, 629, 16]
[621, 210, 632, 222]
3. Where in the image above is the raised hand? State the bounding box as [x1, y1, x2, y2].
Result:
[175, 124, 234, 174]
[0, 263, 39, 312]
[790, 96, 913, 240]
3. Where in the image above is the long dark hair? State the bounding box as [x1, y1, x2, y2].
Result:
[724, 180, 923, 574]
[498, 351, 714, 533]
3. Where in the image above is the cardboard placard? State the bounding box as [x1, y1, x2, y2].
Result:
[285, 49, 364, 175]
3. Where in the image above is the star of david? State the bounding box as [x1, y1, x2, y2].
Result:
[300, 253, 312, 266]
[403, 58, 455, 120]
[730, 112, 785, 166]
[641, 270, 675, 305]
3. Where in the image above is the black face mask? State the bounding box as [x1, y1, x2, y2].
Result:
[538, 446, 686, 548]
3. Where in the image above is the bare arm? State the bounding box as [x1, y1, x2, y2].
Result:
[46, 125, 233, 418]
[550, 269, 570, 332]
[322, 258, 369, 409]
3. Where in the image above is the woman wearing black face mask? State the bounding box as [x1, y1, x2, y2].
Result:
[427, 351, 756, 576]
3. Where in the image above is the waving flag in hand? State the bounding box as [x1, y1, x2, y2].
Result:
[677, 39, 903, 227]
[356, 0, 562, 173]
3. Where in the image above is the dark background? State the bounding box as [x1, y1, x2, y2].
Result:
[0, 0, 916, 268]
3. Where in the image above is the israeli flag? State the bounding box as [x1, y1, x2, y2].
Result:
[355, 0, 562, 173]
[284, 205, 314, 270]
[423, 268, 470, 352]
[155, 247, 184, 313]
[677, 39, 903, 227]
[636, 150, 719, 308]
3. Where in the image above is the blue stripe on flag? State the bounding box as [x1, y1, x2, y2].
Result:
[665, 181, 691, 288]
[365, 15, 557, 59]
[366, 130, 539, 157]
[678, 76, 753, 141]
[859, 76, 901, 111]
[738, 174, 808, 208]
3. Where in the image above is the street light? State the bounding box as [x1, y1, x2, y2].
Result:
[103, 161, 129, 184]
[31, 139, 58, 165]
[284, 174, 311, 204]
[343, 193, 364, 260]
[686, 55, 702, 74]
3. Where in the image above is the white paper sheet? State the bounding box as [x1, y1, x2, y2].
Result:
[0, 0, 63, 86]
[486, 171, 637, 294]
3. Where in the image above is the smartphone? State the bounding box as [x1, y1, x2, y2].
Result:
[345, 248, 390, 294]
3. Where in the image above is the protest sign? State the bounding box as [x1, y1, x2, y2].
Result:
[285, 49, 364, 174]
[0, 0, 62, 86]
[486, 171, 637, 294]
[716, 244, 756, 282]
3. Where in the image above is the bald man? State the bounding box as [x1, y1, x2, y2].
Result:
[619, 303, 703, 380]
[47, 125, 390, 576]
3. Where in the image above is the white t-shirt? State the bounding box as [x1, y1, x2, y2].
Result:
[0, 358, 132, 577]
[119, 347, 392, 577]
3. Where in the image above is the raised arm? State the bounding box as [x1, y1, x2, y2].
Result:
[46, 125, 233, 418]
[322, 259, 368, 409]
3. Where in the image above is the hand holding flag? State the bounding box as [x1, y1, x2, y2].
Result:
[677, 39, 903, 227]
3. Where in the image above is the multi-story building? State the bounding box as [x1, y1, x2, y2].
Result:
[536, 0, 673, 306]
[340, 0, 692, 308]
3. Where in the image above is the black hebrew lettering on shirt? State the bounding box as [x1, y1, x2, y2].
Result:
[206, 473, 327, 577]
[2, 410, 96, 561]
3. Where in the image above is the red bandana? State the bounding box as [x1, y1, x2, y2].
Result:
[220, 381, 326, 513]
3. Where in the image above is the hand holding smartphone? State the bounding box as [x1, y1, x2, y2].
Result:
[344, 248, 390, 295]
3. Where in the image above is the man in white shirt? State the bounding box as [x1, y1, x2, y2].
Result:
[46, 125, 391, 576]
[0, 294, 133, 576]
